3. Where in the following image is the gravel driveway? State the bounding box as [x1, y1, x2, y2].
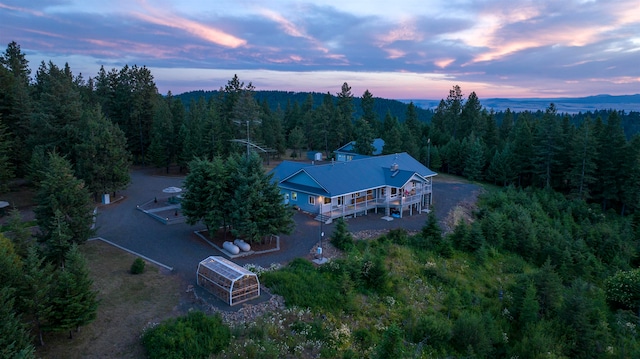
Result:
[95, 169, 481, 305]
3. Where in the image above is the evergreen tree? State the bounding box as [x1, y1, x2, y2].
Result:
[0, 115, 13, 192]
[463, 135, 485, 181]
[288, 126, 305, 158]
[19, 246, 54, 346]
[444, 85, 464, 139]
[229, 153, 294, 243]
[0, 287, 35, 359]
[486, 142, 517, 186]
[595, 111, 628, 211]
[203, 158, 233, 235]
[30, 61, 84, 159]
[499, 108, 514, 145]
[532, 104, 561, 188]
[334, 82, 355, 148]
[181, 158, 217, 230]
[0, 41, 33, 176]
[353, 118, 375, 155]
[511, 112, 535, 186]
[74, 106, 131, 199]
[330, 217, 354, 251]
[418, 209, 441, 250]
[46, 244, 98, 339]
[381, 111, 403, 154]
[360, 89, 377, 126]
[147, 98, 176, 173]
[517, 282, 540, 329]
[460, 91, 482, 138]
[34, 152, 94, 248]
[4, 207, 32, 258]
[179, 97, 207, 166]
[566, 117, 598, 199]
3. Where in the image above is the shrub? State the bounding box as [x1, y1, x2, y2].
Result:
[261, 258, 353, 312]
[130, 257, 146, 274]
[141, 311, 230, 359]
[331, 218, 354, 251]
[605, 269, 640, 310]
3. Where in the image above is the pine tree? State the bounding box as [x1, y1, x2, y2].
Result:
[34, 152, 94, 249]
[4, 207, 32, 258]
[566, 117, 598, 199]
[147, 98, 176, 173]
[532, 104, 561, 189]
[595, 111, 628, 211]
[229, 153, 293, 243]
[288, 126, 305, 158]
[181, 158, 216, 229]
[353, 118, 375, 155]
[0, 41, 33, 176]
[331, 217, 354, 251]
[19, 246, 54, 346]
[46, 244, 98, 339]
[381, 111, 403, 154]
[334, 82, 355, 148]
[463, 135, 485, 181]
[360, 90, 377, 126]
[418, 209, 441, 250]
[0, 115, 13, 192]
[74, 106, 131, 199]
[486, 142, 517, 186]
[0, 287, 35, 359]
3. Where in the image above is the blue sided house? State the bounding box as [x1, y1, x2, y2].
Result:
[270, 152, 437, 222]
[334, 138, 385, 162]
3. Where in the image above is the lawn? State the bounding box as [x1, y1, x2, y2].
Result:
[35, 240, 183, 359]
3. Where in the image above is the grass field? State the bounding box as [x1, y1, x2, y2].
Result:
[35, 240, 183, 359]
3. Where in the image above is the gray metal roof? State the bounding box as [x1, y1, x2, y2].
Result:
[273, 152, 436, 197]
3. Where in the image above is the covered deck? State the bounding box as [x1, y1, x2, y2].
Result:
[315, 179, 433, 222]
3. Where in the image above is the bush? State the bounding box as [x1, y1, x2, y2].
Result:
[142, 311, 230, 359]
[331, 218, 354, 251]
[261, 258, 353, 312]
[130, 257, 146, 274]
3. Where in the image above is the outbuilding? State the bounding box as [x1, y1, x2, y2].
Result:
[196, 256, 260, 306]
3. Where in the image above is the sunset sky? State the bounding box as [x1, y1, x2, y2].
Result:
[1, 0, 639, 99]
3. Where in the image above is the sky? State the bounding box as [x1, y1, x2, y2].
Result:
[1, 0, 639, 99]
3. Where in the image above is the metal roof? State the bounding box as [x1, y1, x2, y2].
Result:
[334, 138, 385, 155]
[273, 152, 436, 197]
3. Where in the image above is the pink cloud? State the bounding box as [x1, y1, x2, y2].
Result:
[131, 1, 246, 48]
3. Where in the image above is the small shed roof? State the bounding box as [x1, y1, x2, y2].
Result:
[198, 256, 255, 281]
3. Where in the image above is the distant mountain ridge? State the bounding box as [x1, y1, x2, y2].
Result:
[404, 94, 640, 114]
[176, 90, 434, 122]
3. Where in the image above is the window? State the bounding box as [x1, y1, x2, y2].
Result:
[309, 196, 315, 205]
[324, 197, 331, 204]
[338, 197, 343, 206]
[291, 192, 297, 201]
[391, 188, 397, 195]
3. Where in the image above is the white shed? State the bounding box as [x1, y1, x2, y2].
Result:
[196, 256, 260, 306]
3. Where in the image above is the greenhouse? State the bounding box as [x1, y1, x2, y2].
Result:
[196, 256, 260, 306]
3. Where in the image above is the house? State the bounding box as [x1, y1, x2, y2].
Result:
[334, 138, 385, 162]
[270, 152, 436, 222]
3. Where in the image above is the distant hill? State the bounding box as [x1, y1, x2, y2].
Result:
[404, 94, 640, 114]
[175, 90, 434, 122]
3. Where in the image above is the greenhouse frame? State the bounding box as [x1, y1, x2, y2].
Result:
[196, 256, 260, 306]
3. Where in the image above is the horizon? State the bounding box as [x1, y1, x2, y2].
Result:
[2, 1, 639, 99]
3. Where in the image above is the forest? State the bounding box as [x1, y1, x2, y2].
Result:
[2, 39, 640, 358]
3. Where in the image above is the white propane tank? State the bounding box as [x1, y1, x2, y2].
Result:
[223, 241, 240, 255]
[234, 239, 251, 252]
